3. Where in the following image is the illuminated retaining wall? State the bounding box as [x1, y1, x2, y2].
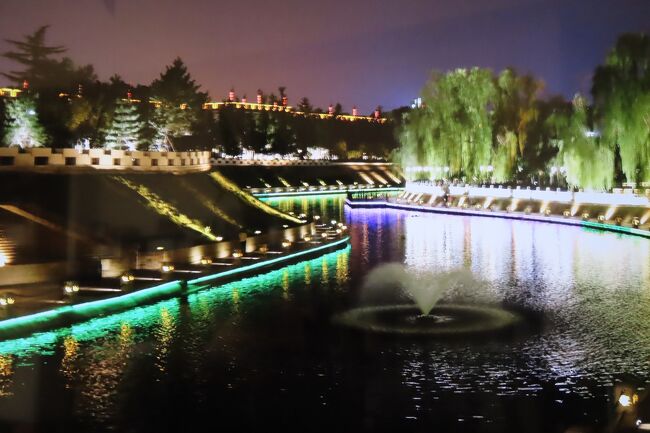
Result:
[0, 261, 69, 286]
[403, 183, 650, 226]
[136, 222, 316, 270]
[346, 199, 650, 239]
[406, 182, 650, 207]
[0, 236, 350, 339]
[0, 148, 211, 173]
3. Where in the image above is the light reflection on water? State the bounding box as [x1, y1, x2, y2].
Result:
[0, 198, 648, 431]
[0, 247, 351, 429]
[349, 208, 650, 406]
[260, 194, 346, 223]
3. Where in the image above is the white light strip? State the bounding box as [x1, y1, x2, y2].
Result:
[405, 183, 649, 207]
[345, 200, 650, 238]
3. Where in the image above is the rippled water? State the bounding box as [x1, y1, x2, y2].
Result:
[0, 196, 649, 432]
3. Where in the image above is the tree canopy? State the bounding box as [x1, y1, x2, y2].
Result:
[546, 95, 614, 190]
[398, 68, 542, 182]
[103, 99, 144, 150]
[2, 96, 48, 148]
[397, 33, 649, 190]
[592, 33, 650, 185]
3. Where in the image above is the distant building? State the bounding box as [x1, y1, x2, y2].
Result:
[411, 97, 422, 109]
[0, 88, 21, 98]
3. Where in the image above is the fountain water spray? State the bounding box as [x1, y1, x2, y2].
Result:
[337, 264, 519, 336]
[362, 263, 477, 316]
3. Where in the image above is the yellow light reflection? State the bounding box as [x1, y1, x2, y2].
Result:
[0, 355, 13, 396]
[304, 263, 311, 285]
[321, 256, 329, 286]
[154, 307, 175, 373]
[282, 269, 290, 300]
[60, 336, 79, 386]
[119, 322, 134, 350]
[231, 287, 240, 313]
[77, 320, 136, 422]
[335, 250, 349, 286]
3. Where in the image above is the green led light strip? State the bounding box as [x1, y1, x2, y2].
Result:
[253, 187, 403, 198]
[582, 221, 650, 238]
[0, 245, 351, 357]
[0, 281, 182, 338]
[0, 236, 350, 339]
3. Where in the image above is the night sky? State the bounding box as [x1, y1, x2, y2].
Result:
[0, 0, 648, 113]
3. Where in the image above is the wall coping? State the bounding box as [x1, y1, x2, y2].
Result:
[0, 147, 211, 173]
[406, 182, 650, 206]
[212, 158, 394, 167]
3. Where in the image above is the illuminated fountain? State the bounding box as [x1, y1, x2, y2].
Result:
[335, 263, 519, 336]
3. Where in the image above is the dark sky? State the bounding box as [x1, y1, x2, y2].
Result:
[0, 0, 648, 113]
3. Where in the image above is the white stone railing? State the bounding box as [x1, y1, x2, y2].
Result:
[212, 158, 330, 166]
[0, 148, 211, 172]
[406, 182, 650, 207]
[211, 159, 396, 167]
[249, 183, 401, 195]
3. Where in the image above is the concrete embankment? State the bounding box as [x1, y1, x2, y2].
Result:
[0, 169, 305, 285]
[0, 163, 403, 286]
[346, 186, 650, 239]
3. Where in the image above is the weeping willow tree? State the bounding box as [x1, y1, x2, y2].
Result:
[397, 68, 496, 181]
[547, 95, 615, 190]
[592, 33, 650, 185]
[491, 131, 518, 182]
[491, 69, 543, 182]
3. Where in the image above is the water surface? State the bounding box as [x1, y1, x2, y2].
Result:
[1, 196, 649, 432]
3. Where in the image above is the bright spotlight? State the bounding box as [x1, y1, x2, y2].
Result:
[619, 394, 632, 407]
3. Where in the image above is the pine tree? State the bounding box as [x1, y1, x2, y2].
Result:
[2, 26, 66, 87]
[2, 96, 48, 148]
[149, 57, 208, 150]
[103, 100, 143, 150]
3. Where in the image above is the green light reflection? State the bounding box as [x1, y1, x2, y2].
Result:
[0, 246, 351, 360]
